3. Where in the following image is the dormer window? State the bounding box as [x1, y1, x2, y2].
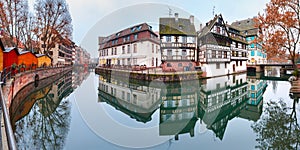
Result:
[179, 25, 183, 30]
[131, 27, 136, 32]
[137, 26, 142, 31]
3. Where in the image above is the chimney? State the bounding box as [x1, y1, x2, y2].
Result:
[190, 15, 194, 25]
[200, 24, 203, 31]
[175, 13, 179, 22]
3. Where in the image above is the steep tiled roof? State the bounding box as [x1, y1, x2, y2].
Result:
[231, 18, 258, 36]
[198, 15, 219, 38]
[99, 23, 157, 49]
[159, 17, 196, 36]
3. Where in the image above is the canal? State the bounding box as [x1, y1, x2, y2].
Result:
[10, 67, 300, 150]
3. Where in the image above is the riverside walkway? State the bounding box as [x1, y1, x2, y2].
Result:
[0, 65, 72, 150]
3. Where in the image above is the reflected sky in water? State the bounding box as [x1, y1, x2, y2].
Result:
[11, 67, 300, 150]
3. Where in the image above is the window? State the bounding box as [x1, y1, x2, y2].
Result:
[178, 63, 182, 67]
[225, 63, 227, 69]
[152, 44, 154, 53]
[156, 46, 159, 53]
[251, 93, 255, 98]
[134, 34, 138, 40]
[167, 50, 172, 56]
[182, 36, 187, 43]
[127, 93, 130, 102]
[224, 51, 227, 58]
[212, 51, 216, 58]
[166, 36, 171, 42]
[240, 61, 242, 66]
[122, 91, 125, 99]
[182, 50, 187, 56]
[216, 63, 220, 69]
[122, 46, 125, 54]
[111, 48, 114, 55]
[152, 58, 154, 66]
[251, 85, 255, 90]
[216, 83, 220, 89]
[127, 58, 131, 65]
[133, 94, 137, 104]
[115, 48, 117, 55]
[236, 61, 239, 67]
[167, 63, 172, 67]
[127, 45, 130, 53]
[251, 50, 255, 56]
[218, 51, 222, 58]
[131, 27, 136, 32]
[122, 59, 125, 65]
[134, 44, 137, 53]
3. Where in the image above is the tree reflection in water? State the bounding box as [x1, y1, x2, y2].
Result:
[252, 99, 300, 149]
[14, 98, 71, 150]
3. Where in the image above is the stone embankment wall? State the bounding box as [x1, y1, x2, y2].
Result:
[95, 67, 204, 82]
[2, 66, 72, 109]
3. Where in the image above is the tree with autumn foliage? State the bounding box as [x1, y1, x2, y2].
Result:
[256, 0, 300, 72]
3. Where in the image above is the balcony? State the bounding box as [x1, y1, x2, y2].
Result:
[162, 55, 195, 61]
[231, 48, 248, 60]
[161, 42, 196, 49]
[201, 44, 231, 52]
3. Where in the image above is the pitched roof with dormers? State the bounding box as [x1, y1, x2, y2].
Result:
[99, 23, 158, 49]
[159, 17, 196, 36]
[231, 18, 259, 36]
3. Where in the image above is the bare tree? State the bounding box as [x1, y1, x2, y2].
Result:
[0, 0, 28, 47]
[35, 0, 73, 54]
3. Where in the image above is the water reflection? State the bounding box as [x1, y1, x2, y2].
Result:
[252, 99, 300, 149]
[98, 76, 162, 123]
[97, 73, 269, 142]
[10, 67, 90, 150]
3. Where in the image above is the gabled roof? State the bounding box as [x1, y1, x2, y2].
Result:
[19, 50, 31, 55]
[159, 17, 196, 36]
[231, 18, 258, 36]
[199, 14, 229, 38]
[4, 47, 19, 54]
[226, 24, 248, 44]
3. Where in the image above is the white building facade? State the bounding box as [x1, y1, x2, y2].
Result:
[98, 23, 161, 68]
[198, 14, 248, 77]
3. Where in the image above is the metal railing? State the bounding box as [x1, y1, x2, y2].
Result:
[0, 72, 17, 150]
[0, 64, 72, 150]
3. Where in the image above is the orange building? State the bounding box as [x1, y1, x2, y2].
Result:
[18, 51, 38, 69]
[36, 54, 52, 67]
[0, 39, 4, 71]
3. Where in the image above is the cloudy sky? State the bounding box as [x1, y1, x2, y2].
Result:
[30, 0, 269, 57]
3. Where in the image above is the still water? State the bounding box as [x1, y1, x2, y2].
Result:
[10, 67, 300, 150]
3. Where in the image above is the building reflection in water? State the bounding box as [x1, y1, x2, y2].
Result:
[98, 76, 161, 123]
[10, 66, 90, 150]
[159, 81, 199, 140]
[98, 73, 269, 141]
[239, 78, 267, 121]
